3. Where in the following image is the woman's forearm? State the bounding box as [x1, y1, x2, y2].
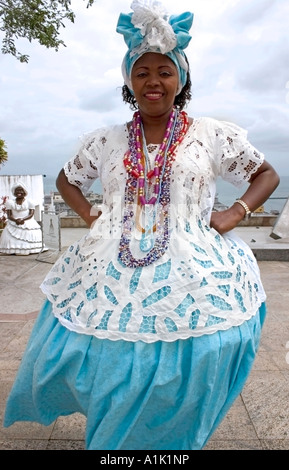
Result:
[210, 160, 280, 234]
[21, 210, 34, 222]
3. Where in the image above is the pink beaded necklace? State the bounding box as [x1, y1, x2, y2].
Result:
[124, 107, 183, 206]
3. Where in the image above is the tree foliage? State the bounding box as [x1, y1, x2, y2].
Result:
[0, 0, 95, 62]
[0, 138, 8, 167]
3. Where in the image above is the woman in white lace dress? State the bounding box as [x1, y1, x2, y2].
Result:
[4, 1, 279, 450]
[0, 182, 43, 255]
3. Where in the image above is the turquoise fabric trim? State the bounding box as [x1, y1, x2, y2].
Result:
[116, 11, 193, 54]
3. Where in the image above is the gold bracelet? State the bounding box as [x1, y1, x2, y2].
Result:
[235, 199, 251, 219]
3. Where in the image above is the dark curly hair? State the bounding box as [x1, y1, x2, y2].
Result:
[121, 63, 192, 111]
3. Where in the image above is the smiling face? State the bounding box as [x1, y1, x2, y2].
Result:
[131, 52, 179, 119]
[14, 186, 26, 199]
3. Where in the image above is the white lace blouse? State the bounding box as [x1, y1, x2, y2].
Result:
[41, 117, 266, 343]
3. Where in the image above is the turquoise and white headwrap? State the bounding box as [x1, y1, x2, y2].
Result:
[116, 0, 194, 95]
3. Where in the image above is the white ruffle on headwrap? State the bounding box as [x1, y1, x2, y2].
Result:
[130, 0, 177, 57]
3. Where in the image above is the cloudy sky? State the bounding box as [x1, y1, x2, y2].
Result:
[0, 0, 288, 180]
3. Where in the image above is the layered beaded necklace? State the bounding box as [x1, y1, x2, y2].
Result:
[118, 107, 189, 268]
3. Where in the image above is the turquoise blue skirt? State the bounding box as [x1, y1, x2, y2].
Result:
[4, 300, 266, 450]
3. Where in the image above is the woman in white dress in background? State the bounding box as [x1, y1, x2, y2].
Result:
[0, 181, 44, 255]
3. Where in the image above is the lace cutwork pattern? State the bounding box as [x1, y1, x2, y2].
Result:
[41, 117, 266, 343]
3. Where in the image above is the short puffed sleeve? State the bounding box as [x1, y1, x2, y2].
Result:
[64, 128, 107, 194]
[5, 199, 13, 210]
[214, 120, 265, 187]
[27, 199, 35, 210]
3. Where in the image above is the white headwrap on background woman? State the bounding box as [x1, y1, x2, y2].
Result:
[11, 181, 28, 197]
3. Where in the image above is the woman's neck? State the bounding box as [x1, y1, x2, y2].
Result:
[140, 109, 174, 144]
[16, 196, 25, 204]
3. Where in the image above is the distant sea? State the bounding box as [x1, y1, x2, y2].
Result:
[44, 175, 289, 214]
